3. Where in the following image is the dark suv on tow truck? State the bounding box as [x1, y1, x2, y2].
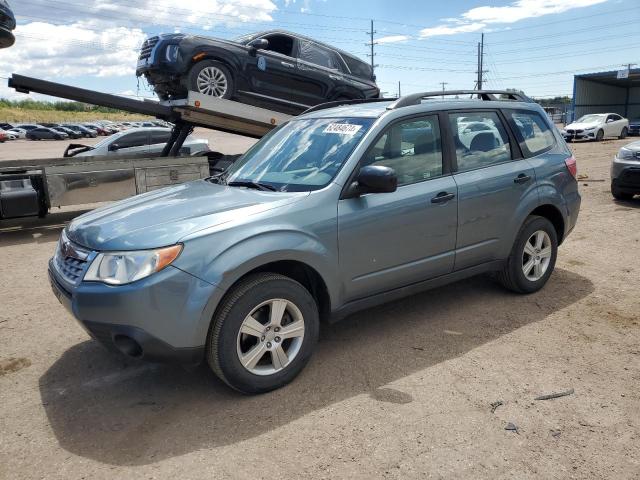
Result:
[136, 30, 380, 114]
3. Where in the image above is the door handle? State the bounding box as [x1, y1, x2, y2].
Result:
[431, 192, 456, 204]
[514, 174, 532, 184]
[281, 61, 295, 68]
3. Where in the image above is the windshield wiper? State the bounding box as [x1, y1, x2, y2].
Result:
[227, 180, 278, 192]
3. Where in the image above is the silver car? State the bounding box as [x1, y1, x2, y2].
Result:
[67, 127, 209, 157]
[49, 94, 580, 394]
[611, 140, 640, 200]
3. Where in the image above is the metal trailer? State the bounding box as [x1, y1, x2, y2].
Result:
[0, 74, 292, 221]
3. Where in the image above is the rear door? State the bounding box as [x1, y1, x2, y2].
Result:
[338, 113, 458, 301]
[449, 110, 536, 270]
[295, 40, 344, 105]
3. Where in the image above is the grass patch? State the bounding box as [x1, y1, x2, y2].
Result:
[0, 107, 150, 124]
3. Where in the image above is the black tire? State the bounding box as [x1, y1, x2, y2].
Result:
[206, 273, 319, 394]
[611, 183, 634, 201]
[595, 129, 604, 141]
[619, 127, 628, 139]
[188, 60, 234, 99]
[497, 215, 558, 294]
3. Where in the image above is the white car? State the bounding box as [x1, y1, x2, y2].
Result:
[8, 127, 27, 139]
[562, 113, 629, 142]
[64, 127, 210, 158]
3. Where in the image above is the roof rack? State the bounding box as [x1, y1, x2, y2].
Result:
[302, 97, 397, 115]
[387, 90, 533, 110]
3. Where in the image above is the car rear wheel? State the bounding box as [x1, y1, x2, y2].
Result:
[595, 129, 604, 141]
[619, 127, 628, 139]
[498, 216, 558, 294]
[206, 273, 319, 394]
[188, 60, 234, 99]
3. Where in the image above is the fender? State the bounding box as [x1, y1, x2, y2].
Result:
[189, 229, 340, 346]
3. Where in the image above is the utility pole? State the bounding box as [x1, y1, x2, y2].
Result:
[440, 82, 448, 98]
[476, 33, 487, 90]
[398, 81, 401, 98]
[365, 20, 378, 76]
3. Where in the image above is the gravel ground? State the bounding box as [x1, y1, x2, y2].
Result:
[0, 138, 638, 479]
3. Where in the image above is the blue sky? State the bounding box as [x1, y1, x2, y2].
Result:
[2, 0, 639, 101]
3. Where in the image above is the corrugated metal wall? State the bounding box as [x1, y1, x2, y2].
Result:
[574, 77, 640, 120]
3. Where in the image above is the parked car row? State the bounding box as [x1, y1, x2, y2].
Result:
[0, 119, 172, 141]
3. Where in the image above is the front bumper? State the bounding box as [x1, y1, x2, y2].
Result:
[49, 257, 219, 365]
[611, 162, 640, 194]
[562, 130, 597, 141]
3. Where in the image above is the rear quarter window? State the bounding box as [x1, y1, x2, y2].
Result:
[342, 54, 372, 79]
[506, 110, 556, 157]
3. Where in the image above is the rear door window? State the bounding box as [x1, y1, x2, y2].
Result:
[150, 130, 171, 144]
[506, 110, 556, 157]
[298, 40, 340, 69]
[449, 111, 512, 172]
[118, 131, 149, 148]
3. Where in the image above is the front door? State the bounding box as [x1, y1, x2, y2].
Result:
[338, 114, 458, 302]
[448, 110, 536, 270]
[246, 33, 306, 106]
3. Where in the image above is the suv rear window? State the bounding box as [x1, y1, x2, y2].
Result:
[298, 40, 339, 69]
[342, 54, 372, 79]
[507, 110, 556, 156]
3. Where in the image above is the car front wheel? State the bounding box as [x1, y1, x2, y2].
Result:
[619, 127, 628, 139]
[498, 216, 558, 294]
[595, 129, 604, 141]
[206, 273, 319, 394]
[188, 60, 234, 99]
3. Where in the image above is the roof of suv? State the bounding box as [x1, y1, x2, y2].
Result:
[300, 97, 541, 120]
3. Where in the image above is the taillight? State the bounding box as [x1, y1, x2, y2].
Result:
[565, 155, 577, 179]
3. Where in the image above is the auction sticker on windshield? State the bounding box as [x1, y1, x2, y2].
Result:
[324, 123, 363, 135]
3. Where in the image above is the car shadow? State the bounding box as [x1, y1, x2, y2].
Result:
[39, 268, 593, 466]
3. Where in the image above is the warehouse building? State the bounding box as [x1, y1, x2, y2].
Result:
[572, 67, 640, 121]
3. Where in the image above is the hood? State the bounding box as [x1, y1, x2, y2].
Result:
[66, 180, 308, 251]
[622, 140, 640, 151]
[564, 122, 600, 130]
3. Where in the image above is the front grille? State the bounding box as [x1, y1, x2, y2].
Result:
[53, 233, 91, 285]
[139, 36, 159, 61]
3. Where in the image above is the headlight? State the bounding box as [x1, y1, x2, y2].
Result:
[584, 126, 596, 131]
[618, 148, 636, 160]
[165, 44, 180, 62]
[84, 245, 183, 285]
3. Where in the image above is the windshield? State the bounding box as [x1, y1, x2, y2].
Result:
[577, 115, 605, 123]
[222, 117, 374, 192]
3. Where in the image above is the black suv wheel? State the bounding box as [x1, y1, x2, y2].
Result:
[188, 60, 234, 99]
[206, 273, 319, 394]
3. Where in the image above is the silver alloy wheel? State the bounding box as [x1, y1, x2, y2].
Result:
[196, 66, 228, 97]
[522, 230, 552, 282]
[236, 299, 305, 376]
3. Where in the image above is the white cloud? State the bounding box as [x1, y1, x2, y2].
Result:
[420, 23, 486, 38]
[377, 35, 411, 44]
[12, 0, 278, 30]
[462, 0, 609, 24]
[420, 0, 609, 38]
[0, 22, 147, 79]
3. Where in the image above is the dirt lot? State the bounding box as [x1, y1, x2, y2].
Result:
[0, 127, 257, 160]
[0, 138, 638, 479]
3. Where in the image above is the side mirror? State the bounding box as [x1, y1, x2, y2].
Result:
[606, 118, 614, 123]
[109, 143, 121, 151]
[345, 165, 397, 198]
[248, 38, 269, 55]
